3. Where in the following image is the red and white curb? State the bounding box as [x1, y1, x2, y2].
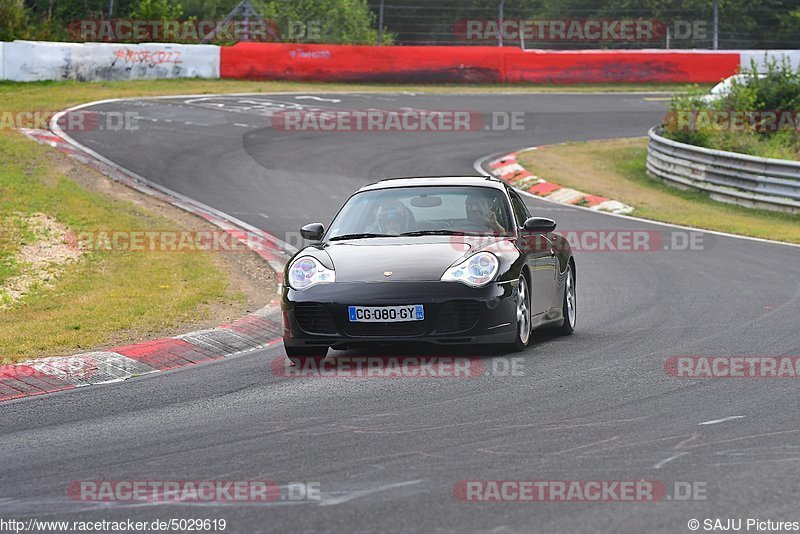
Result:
[0, 308, 284, 402]
[1, 126, 294, 403]
[487, 147, 634, 215]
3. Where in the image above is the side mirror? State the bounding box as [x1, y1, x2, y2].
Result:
[522, 217, 557, 233]
[300, 223, 325, 241]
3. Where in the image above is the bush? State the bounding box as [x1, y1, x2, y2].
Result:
[664, 58, 800, 159]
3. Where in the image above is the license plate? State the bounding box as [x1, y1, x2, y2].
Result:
[348, 305, 424, 323]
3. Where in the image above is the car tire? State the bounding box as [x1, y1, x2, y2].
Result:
[509, 274, 532, 352]
[558, 262, 576, 335]
[285, 345, 328, 367]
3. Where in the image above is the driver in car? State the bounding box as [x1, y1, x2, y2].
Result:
[464, 193, 507, 234]
[375, 200, 411, 235]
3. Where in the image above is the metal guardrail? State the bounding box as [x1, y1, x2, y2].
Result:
[646, 126, 800, 214]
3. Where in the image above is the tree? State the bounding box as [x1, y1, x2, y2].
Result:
[257, 0, 387, 44]
[129, 0, 184, 20]
[0, 0, 27, 41]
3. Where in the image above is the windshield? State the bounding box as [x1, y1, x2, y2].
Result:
[326, 185, 514, 240]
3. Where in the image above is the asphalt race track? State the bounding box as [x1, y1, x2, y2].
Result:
[2, 93, 799, 533]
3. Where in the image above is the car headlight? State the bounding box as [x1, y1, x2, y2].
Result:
[288, 256, 335, 290]
[441, 252, 499, 287]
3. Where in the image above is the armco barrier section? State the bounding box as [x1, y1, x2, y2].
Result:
[220, 43, 742, 83]
[3, 40, 219, 82]
[647, 127, 800, 214]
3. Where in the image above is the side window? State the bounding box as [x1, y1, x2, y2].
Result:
[509, 191, 531, 228]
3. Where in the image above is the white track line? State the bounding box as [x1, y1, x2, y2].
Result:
[653, 451, 689, 469]
[320, 480, 423, 506]
[698, 416, 746, 426]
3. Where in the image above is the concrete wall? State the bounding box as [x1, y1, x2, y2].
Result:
[740, 50, 800, 71]
[2, 41, 219, 82]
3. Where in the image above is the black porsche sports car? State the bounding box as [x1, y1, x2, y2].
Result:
[281, 176, 576, 364]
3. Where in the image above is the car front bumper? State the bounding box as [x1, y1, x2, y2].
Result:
[282, 280, 518, 350]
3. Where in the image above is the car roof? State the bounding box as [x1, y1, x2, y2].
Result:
[359, 176, 508, 192]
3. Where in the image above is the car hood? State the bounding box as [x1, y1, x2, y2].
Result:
[322, 236, 504, 282]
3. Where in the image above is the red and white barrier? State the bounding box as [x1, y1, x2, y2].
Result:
[505, 49, 739, 83]
[220, 43, 744, 84]
[2, 40, 797, 84]
[221, 43, 507, 83]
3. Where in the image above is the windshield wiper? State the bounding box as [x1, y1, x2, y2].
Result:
[329, 233, 393, 241]
[400, 230, 473, 236]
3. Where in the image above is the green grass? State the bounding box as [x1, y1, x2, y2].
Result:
[0, 130, 242, 362]
[0, 220, 21, 286]
[517, 138, 800, 243]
